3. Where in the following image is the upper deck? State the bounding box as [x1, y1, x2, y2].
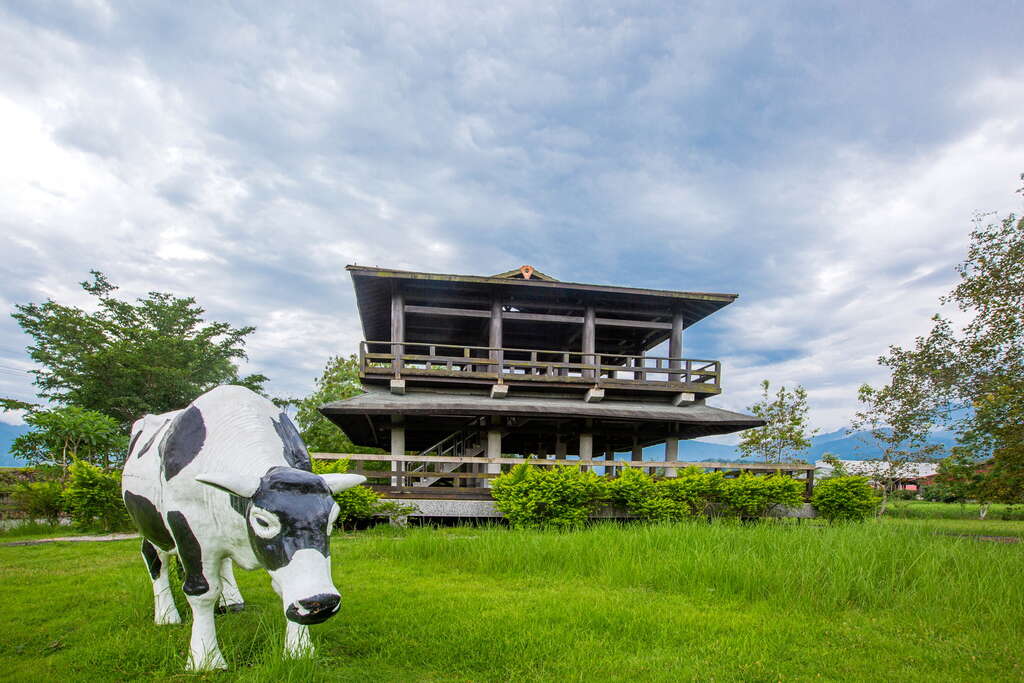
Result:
[348, 265, 737, 401]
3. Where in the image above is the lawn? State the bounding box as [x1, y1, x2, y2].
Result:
[1, 517, 1022, 682]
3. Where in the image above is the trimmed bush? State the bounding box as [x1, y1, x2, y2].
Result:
[719, 473, 804, 519]
[492, 464, 608, 529]
[64, 459, 130, 532]
[811, 476, 878, 522]
[608, 467, 726, 522]
[657, 467, 725, 517]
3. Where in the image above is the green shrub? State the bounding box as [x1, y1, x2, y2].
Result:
[608, 467, 725, 522]
[657, 467, 725, 516]
[607, 467, 656, 511]
[64, 459, 130, 532]
[811, 476, 878, 522]
[891, 489, 918, 501]
[719, 473, 804, 519]
[492, 464, 608, 530]
[11, 480, 65, 524]
[312, 457, 415, 528]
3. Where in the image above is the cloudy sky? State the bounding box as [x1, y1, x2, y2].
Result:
[1, 1, 1022, 439]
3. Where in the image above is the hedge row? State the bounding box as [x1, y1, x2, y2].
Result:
[492, 464, 877, 529]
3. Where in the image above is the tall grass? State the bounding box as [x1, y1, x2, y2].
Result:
[1, 519, 1022, 681]
[366, 521, 1022, 625]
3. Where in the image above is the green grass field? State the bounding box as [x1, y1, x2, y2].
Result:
[1, 514, 1022, 682]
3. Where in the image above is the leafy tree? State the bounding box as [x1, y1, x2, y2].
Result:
[932, 450, 984, 506]
[850, 383, 942, 516]
[881, 175, 1024, 504]
[11, 271, 266, 428]
[738, 380, 817, 463]
[11, 406, 128, 473]
[293, 354, 381, 454]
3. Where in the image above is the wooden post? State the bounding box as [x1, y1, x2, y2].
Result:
[582, 305, 596, 380]
[391, 286, 405, 377]
[805, 467, 815, 500]
[555, 432, 567, 458]
[669, 311, 683, 382]
[484, 419, 502, 488]
[489, 297, 503, 376]
[390, 418, 405, 488]
[665, 437, 679, 478]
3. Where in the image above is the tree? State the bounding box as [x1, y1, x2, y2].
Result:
[850, 383, 942, 516]
[10, 405, 128, 473]
[11, 271, 266, 428]
[738, 379, 817, 463]
[292, 354, 381, 455]
[881, 174, 1024, 505]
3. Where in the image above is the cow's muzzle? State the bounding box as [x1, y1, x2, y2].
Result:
[285, 593, 341, 625]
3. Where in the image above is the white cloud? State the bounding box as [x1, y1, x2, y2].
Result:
[0, 2, 1021, 436]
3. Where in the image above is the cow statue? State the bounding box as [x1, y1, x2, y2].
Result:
[121, 385, 365, 670]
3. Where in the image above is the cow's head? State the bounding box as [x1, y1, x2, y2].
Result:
[196, 466, 365, 624]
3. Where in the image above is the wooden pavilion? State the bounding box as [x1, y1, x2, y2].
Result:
[319, 265, 813, 514]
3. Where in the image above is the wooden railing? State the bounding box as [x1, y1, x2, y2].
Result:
[359, 341, 720, 389]
[315, 452, 815, 499]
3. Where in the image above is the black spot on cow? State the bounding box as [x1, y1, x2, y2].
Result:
[161, 407, 206, 480]
[136, 426, 164, 459]
[246, 467, 335, 572]
[128, 429, 143, 456]
[123, 490, 175, 550]
[141, 539, 162, 579]
[271, 413, 312, 471]
[167, 511, 209, 596]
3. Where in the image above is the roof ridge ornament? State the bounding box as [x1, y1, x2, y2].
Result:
[519, 265, 534, 280]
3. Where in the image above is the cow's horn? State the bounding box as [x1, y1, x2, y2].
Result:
[321, 473, 367, 494]
[195, 472, 260, 498]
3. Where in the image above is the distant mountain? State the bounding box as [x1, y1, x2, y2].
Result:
[633, 427, 959, 464]
[0, 423, 30, 467]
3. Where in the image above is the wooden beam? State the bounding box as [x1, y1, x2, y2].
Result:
[596, 317, 672, 330]
[405, 304, 675, 330]
[316, 452, 815, 471]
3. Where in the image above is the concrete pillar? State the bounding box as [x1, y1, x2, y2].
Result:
[579, 432, 593, 471]
[555, 433, 567, 458]
[665, 437, 679, 478]
[390, 421, 405, 488]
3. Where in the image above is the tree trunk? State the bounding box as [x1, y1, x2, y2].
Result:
[979, 503, 990, 520]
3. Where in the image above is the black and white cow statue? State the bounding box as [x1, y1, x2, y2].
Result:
[121, 385, 364, 670]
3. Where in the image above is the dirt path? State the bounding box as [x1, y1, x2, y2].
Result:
[0, 533, 139, 547]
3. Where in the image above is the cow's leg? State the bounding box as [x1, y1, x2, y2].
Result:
[141, 539, 181, 625]
[216, 558, 245, 613]
[167, 511, 227, 671]
[182, 559, 227, 671]
[284, 621, 313, 658]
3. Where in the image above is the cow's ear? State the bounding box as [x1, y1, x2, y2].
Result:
[321, 473, 366, 494]
[195, 472, 260, 498]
